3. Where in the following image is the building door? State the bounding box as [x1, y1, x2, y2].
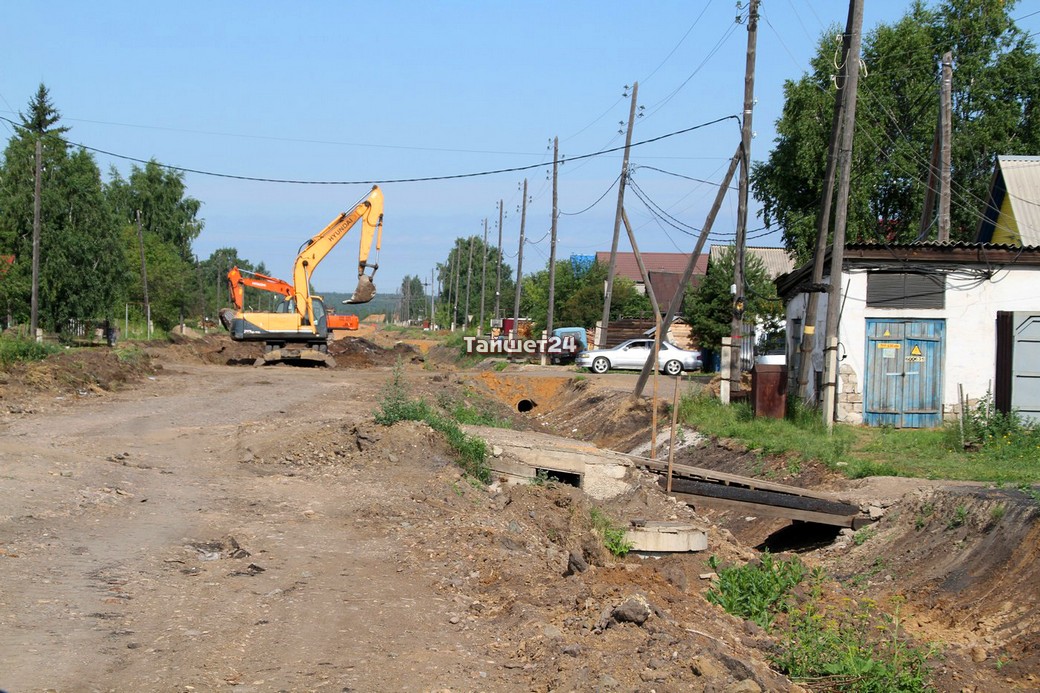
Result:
[864, 319, 945, 428]
[996, 312, 1040, 424]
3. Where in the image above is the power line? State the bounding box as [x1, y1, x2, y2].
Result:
[0, 113, 739, 187]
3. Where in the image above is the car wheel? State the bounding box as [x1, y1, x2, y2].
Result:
[663, 359, 683, 376]
[591, 356, 610, 374]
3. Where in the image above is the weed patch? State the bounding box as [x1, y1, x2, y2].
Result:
[375, 362, 491, 482]
[0, 337, 60, 366]
[589, 507, 633, 557]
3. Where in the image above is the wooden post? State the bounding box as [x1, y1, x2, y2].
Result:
[545, 137, 560, 341]
[599, 82, 638, 348]
[494, 200, 504, 323]
[136, 210, 152, 339]
[464, 235, 475, 328]
[30, 138, 42, 340]
[798, 4, 857, 403]
[667, 374, 681, 494]
[478, 218, 488, 336]
[511, 179, 528, 339]
[822, 0, 864, 431]
[730, 0, 758, 394]
[938, 51, 953, 243]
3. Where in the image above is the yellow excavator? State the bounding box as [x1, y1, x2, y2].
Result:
[225, 185, 384, 364]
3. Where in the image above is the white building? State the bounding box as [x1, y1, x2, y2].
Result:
[776, 242, 1040, 427]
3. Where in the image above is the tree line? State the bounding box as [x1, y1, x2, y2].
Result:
[0, 85, 267, 335]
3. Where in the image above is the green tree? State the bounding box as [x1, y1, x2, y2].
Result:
[107, 161, 203, 262]
[399, 274, 427, 323]
[523, 259, 651, 332]
[753, 0, 1040, 264]
[437, 236, 513, 330]
[684, 246, 781, 353]
[0, 84, 127, 331]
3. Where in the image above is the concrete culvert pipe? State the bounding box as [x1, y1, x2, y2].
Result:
[515, 399, 536, 413]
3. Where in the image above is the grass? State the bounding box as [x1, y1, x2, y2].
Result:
[374, 362, 491, 482]
[588, 507, 633, 557]
[0, 336, 61, 366]
[677, 393, 1040, 485]
[706, 557, 935, 692]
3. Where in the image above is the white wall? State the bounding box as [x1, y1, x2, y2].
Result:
[787, 265, 1040, 423]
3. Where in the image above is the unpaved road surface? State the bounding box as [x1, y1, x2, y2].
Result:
[1, 363, 527, 692]
[4, 343, 1039, 693]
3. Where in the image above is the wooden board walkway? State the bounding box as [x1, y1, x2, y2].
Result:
[631, 455, 867, 528]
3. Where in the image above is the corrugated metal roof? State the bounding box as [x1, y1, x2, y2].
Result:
[708, 245, 795, 279]
[996, 156, 1040, 246]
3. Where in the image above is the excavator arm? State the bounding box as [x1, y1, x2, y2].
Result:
[292, 185, 384, 328]
[227, 266, 294, 310]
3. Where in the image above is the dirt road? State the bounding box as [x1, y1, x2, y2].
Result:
[0, 362, 534, 692]
[4, 342, 1038, 692]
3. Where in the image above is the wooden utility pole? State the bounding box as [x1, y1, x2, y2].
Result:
[403, 279, 410, 323]
[494, 200, 504, 323]
[938, 51, 953, 242]
[546, 137, 560, 340]
[797, 2, 856, 402]
[599, 82, 639, 348]
[430, 268, 436, 328]
[478, 218, 488, 335]
[30, 138, 42, 339]
[464, 235, 475, 328]
[729, 0, 759, 397]
[136, 210, 152, 338]
[511, 180, 528, 339]
[453, 241, 461, 331]
[633, 144, 742, 398]
[821, 0, 864, 430]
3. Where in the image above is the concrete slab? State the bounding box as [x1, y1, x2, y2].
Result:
[464, 426, 633, 500]
[624, 521, 708, 553]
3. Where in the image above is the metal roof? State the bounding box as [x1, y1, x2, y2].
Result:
[708, 245, 795, 279]
[977, 155, 1040, 245]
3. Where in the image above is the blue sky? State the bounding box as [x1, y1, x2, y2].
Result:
[3, 1, 1039, 293]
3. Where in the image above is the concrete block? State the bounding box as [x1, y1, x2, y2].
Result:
[624, 522, 708, 553]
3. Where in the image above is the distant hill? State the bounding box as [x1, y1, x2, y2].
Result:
[320, 291, 403, 320]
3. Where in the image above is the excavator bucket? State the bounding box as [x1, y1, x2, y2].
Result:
[344, 274, 376, 305]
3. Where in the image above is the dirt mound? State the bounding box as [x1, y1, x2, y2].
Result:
[0, 347, 159, 414]
[160, 332, 262, 365]
[821, 484, 1040, 687]
[239, 416, 796, 691]
[329, 337, 420, 369]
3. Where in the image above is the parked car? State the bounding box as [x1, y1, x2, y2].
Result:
[575, 338, 702, 375]
[549, 326, 589, 364]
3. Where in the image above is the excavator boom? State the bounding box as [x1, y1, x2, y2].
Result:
[292, 185, 383, 327]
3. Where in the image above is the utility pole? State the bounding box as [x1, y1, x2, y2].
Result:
[511, 179, 528, 339]
[494, 199, 504, 324]
[136, 210, 152, 339]
[821, 0, 864, 430]
[478, 218, 488, 336]
[464, 235, 475, 328]
[729, 0, 758, 396]
[797, 2, 856, 402]
[634, 144, 742, 398]
[452, 240, 461, 331]
[599, 82, 639, 348]
[546, 137, 560, 341]
[404, 278, 410, 324]
[30, 138, 42, 340]
[430, 268, 436, 328]
[938, 51, 953, 242]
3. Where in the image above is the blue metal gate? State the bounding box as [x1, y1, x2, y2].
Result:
[864, 319, 945, 428]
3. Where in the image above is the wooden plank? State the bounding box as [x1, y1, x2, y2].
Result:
[664, 478, 860, 516]
[672, 493, 857, 528]
[630, 455, 842, 502]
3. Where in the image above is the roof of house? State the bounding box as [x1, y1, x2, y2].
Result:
[976, 155, 1040, 246]
[594, 251, 707, 283]
[775, 241, 1040, 298]
[708, 245, 795, 279]
[646, 270, 702, 309]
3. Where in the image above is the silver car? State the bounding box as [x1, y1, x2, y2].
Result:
[575, 338, 702, 375]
